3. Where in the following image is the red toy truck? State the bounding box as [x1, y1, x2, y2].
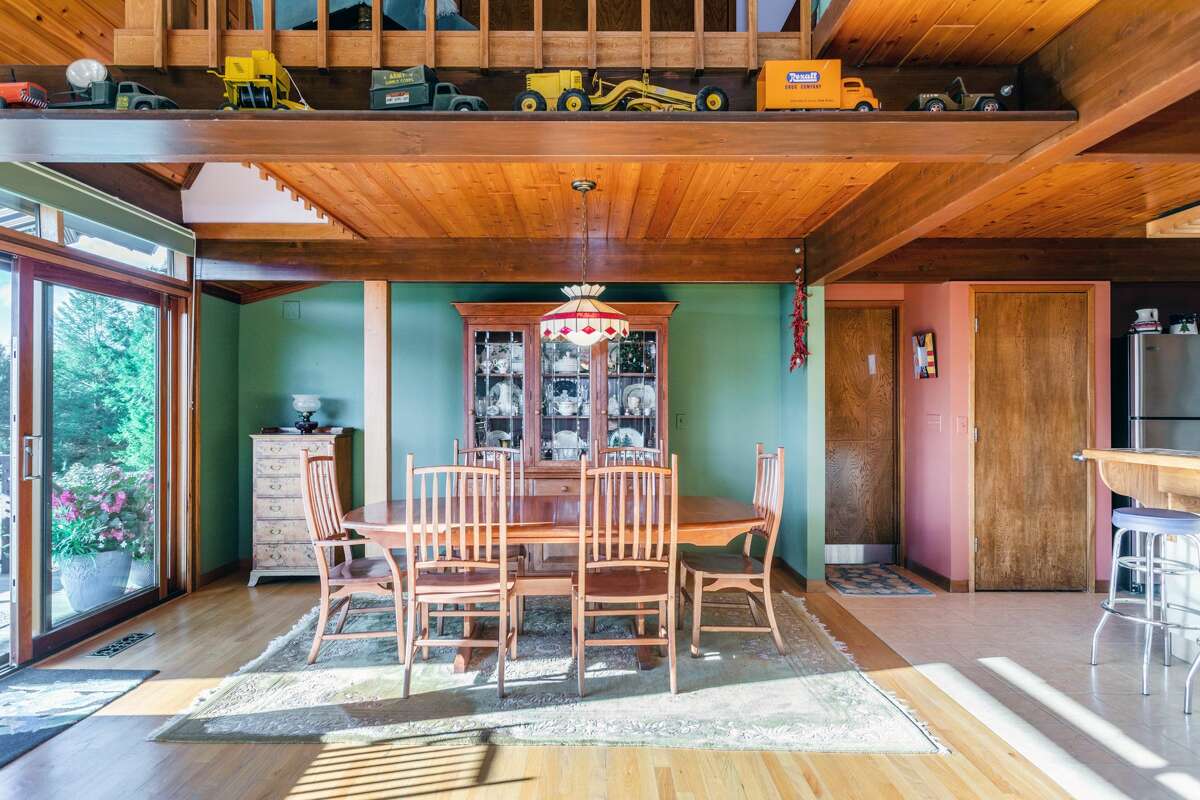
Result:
[0, 81, 49, 109]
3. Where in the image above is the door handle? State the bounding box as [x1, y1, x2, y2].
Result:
[21, 434, 41, 481]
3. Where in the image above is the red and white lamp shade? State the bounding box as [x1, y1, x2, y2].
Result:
[539, 178, 628, 347]
[539, 283, 629, 347]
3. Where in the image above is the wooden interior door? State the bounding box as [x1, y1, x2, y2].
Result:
[825, 306, 898, 563]
[974, 291, 1090, 591]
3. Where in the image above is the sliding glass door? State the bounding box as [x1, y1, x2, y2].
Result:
[12, 265, 174, 657]
[0, 258, 12, 667]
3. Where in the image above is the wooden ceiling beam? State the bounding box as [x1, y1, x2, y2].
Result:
[805, 0, 1200, 284]
[244, 162, 366, 239]
[0, 111, 1075, 163]
[1076, 92, 1200, 162]
[195, 238, 803, 283]
[847, 238, 1200, 282]
[812, 0, 856, 58]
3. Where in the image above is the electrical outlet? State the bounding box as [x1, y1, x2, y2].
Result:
[675, 412, 687, 430]
[282, 301, 301, 320]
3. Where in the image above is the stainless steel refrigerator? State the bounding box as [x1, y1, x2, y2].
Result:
[1127, 334, 1200, 450]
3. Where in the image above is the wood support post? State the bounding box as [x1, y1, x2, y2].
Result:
[694, 0, 704, 71]
[364, 281, 392, 512]
[800, 0, 811, 59]
[207, 0, 222, 68]
[154, 0, 167, 70]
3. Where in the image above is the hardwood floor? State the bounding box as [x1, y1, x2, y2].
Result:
[1, 573, 1071, 799]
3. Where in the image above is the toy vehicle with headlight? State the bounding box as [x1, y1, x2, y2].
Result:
[909, 76, 1013, 112]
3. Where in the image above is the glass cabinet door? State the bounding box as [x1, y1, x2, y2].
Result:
[605, 330, 660, 451]
[538, 340, 591, 464]
[470, 330, 525, 452]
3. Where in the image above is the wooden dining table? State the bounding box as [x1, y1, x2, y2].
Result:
[342, 493, 765, 670]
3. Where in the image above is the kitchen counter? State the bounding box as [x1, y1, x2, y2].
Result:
[1081, 448, 1200, 662]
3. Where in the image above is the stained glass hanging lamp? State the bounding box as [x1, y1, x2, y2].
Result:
[539, 179, 629, 346]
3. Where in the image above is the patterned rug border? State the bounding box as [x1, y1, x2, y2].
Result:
[150, 594, 947, 755]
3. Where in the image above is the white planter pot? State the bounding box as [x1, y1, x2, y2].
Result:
[60, 550, 133, 614]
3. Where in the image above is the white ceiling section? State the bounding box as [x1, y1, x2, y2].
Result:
[181, 163, 324, 224]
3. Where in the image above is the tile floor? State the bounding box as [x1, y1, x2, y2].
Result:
[833, 579, 1200, 800]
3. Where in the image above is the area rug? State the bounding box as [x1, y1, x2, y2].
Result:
[152, 595, 943, 754]
[826, 564, 934, 596]
[0, 667, 157, 767]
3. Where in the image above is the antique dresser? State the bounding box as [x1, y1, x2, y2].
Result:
[247, 428, 353, 586]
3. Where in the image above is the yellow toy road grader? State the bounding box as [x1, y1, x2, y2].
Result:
[514, 70, 728, 112]
[210, 50, 311, 110]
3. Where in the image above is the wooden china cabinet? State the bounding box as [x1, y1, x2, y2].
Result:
[454, 302, 676, 494]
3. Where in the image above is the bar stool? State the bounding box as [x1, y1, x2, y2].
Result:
[1091, 506, 1200, 710]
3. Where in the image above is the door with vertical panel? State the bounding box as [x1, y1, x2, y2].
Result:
[974, 291, 1089, 591]
[825, 306, 898, 564]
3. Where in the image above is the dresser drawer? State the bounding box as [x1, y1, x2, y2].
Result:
[530, 478, 580, 496]
[254, 438, 333, 460]
[254, 543, 318, 570]
[254, 476, 302, 497]
[254, 519, 310, 543]
[254, 456, 301, 478]
[254, 497, 304, 519]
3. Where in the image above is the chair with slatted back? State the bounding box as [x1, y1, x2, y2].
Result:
[572, 454, 679, 696]
[597, 440, 663, 467]
[301, 449, 406, 665]
[451, 439, 528, 632]
[401, 454, 515, 698]
[680, 444, 785, 656]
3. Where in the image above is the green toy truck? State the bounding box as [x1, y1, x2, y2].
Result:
[369, 66, 488, 111]
[51, 80, 178, 110]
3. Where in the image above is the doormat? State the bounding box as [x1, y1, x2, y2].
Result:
[826, 564, 934, 596]
[0, 668, 157, 768]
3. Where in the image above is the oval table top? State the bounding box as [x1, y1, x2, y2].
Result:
[342, 494, 764, 548]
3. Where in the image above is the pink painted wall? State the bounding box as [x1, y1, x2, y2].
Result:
[831, 282, 1112, 587]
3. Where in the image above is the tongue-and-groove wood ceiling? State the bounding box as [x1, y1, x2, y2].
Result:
[0, 0, 122, 63]
[817, 0, 1104, 66]
[260, 161, 896, 239]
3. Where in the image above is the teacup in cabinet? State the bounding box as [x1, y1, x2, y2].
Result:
[248, 429, 353, 586]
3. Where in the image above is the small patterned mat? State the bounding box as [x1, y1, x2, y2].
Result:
[826, 564, 934, 596]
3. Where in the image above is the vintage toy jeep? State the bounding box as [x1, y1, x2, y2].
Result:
[909, 76, 1013, 112]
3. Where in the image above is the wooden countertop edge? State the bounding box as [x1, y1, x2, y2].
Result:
[1082, 448, 1200, 470]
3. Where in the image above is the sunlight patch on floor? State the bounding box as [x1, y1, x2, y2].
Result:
[1156, 771, 1200, 799]
[980, 656, 1169, 770]
[916, 661, 1132, 800]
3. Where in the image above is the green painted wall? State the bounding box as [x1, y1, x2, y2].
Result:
[204, 281, 822, 576]
[198, 294, 242, 574]
[777, 284, 825, 580]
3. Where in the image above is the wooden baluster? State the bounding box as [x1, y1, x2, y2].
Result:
[693, 0, 703, 72]
[746, 0, 757, 69]
[207, 0, 222, 69]
[533, 0, 544, 69]
[154, 0, 167, 71]
[371, 0, 382, 68]
[317, 0, 328, 69]
[262, 0, 274, 55]
[479, 0, 489, 69]
[426, 0, 436, 68]
[587, 0, 597, 70]
[641, 0, 651, 70]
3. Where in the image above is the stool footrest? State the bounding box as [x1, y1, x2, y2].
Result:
[1100, 599, 1200, 632]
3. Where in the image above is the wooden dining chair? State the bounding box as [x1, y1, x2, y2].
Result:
[572, 454, 679, 696]
[451, 438, 528, 630]
[401, 454, 516, 698]
[301, 449, 406, 665]
[680, 444, 786, 656]
[596, 439, 663, 467]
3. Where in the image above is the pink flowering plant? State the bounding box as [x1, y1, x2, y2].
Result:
[51, 463, 155, 560]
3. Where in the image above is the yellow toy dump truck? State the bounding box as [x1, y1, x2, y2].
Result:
[515, 70, 728, 112]
[210, 50, 311, 110]
[756, 60, 879, 112]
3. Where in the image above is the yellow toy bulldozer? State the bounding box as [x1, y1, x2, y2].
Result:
[210, 50, 311, 110]
[514, 70, 728, 112]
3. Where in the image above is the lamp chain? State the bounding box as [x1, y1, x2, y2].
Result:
[581, 187, 589, 284]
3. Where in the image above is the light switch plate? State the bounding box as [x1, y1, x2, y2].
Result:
[675, 413, 687, 430]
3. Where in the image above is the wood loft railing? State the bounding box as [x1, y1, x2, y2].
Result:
[116, 0, 812, 70]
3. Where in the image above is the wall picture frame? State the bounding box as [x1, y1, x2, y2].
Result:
[913, 331, 937, 379]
